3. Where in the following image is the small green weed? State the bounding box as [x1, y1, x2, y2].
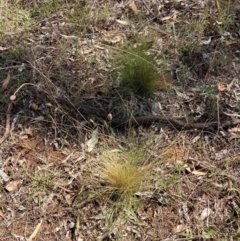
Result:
[66, 3, 92, 35]
[158, 174, 180, 189]
[31, 171, 58, 192]
[4, 45, 25, 60]
[198, 85, 218, 117]
[208, 52, 231, 74]
[198, 85, 216, 100]
[202, 0, 235, 36]
[29, 0, 64, 19]
[179, 40, 199, 57]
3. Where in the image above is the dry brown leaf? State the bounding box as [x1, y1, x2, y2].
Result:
[19, 135, 29, 140]
[5, 180, 22, 192]
[103, 35, 122, 44]
[129, 2, 138, 15]
[28, 219, 42, 241]
[191, 170, 207, 176]
[228, 135, 240, 141]
[65, 194, 73, 205]
[0, 209, 5, 218]
[94, 45, 105, 50]
[172, 12, 177, 21]
[80, 48, 93, 55]
[0, 169, 10, 182]
[110, 35, 122, 44]
[1, 73, 11, 92]
[200, 208, 212, 220]
[161, 15, 172, 21]
[116, 19, 129, 25]
[60, 34, 79, 39]
[228, 127, 240, 132]
[217, 82, 225, 92]
[186, 167, 206, 176]
[223, 112, 240, 118]
[158, 102, 163, 110]
[226, 39, 240, 46]
[172, 224, 188, 234]
[31, 103, 38, 111]
[25, 128, 33, 136]
[0, 46, 8, 51]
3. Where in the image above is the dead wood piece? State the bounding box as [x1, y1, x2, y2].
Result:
[55, 96, 240, 131]
[109, 115, 240, 131]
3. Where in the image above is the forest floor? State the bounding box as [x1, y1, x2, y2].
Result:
[0, 0, 240, 240]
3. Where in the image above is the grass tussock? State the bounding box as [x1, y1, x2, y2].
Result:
[114, 43, 168, 95]
[99, 147, 149, 204]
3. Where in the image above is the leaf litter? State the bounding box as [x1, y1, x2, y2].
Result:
[0, 0, 239, 240]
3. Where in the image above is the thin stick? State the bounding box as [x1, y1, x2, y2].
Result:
[0, 102, 13, 145]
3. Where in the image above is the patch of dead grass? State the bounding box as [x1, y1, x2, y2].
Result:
[99, 149, 148, 204]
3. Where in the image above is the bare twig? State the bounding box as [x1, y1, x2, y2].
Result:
[0, 102, 13, 145]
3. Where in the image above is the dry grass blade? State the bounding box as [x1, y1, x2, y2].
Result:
[28, 219, 43, 241]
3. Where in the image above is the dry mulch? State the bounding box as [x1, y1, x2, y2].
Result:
[0, 0, 240, 240]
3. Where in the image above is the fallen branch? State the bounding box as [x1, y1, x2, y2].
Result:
[106, 115, 240, 131]
[50, 95, 240, 131]
[76, 103, 240, 131]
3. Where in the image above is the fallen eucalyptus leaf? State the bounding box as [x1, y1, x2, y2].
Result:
[129, 1, 138, 15]
[28, 219, 42, 241]
[87, 127, 99, 152]
[201, 37, 211, 45]
[116, 19, 130, 25]
[5, 180, 22, 192]
[0, 46, 8, 51]
[172, 224, 189, 234]
[200, 207, 212, 220]
[1, 73, 11, 92]
[0, 169, 10, 182]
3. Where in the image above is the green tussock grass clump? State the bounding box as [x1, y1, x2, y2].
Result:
[114, 44, 164, 96]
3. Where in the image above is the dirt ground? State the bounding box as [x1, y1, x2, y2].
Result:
[0, 0, 240, 240]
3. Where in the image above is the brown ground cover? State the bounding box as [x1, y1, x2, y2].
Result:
[0, 0, 240, 240]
